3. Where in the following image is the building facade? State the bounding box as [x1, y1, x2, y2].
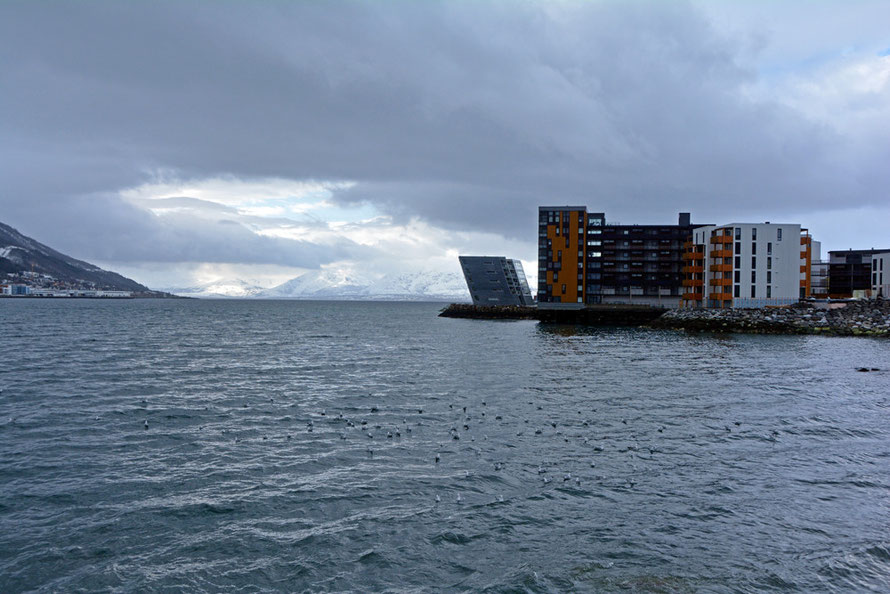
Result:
[870, 251, 890, 298]
[682, 223, 813, 308]
[459, 256, 534, 306]
[827, 249, 890, 298]
[537, 207, 697, 307]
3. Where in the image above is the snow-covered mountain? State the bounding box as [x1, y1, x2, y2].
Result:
[162, 278, 266, 298]
[260, 269, 471, 301]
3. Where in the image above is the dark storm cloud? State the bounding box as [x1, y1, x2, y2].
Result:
[1, 0, 887, 259]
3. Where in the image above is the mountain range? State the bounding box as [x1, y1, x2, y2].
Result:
[164, 269, 471, 301]
[0, 221, 152, 293]
[1, 219, 473, 301]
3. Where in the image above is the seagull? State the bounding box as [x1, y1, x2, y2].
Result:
[543, 477, 552, 484]
[435, 494, 441, 504]
[143, 419, 149, 430]
[456, 493, 462, 503]
[435, 453, 440, 463]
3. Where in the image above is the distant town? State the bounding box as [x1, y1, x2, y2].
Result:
[1, 271, 132, 298]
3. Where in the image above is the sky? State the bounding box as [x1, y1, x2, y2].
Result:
[2, 0, 888, 290]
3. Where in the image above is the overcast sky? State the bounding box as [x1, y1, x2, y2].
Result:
[2, 1, 888, 289]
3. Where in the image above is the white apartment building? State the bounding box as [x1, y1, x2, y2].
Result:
[682, 223, 812, 308]
[872, 252, 890, 298]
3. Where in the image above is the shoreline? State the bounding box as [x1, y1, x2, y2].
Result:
[440, 300, 890, 337]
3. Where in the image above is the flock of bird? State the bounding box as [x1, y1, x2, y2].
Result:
[130, 393, 771, 507]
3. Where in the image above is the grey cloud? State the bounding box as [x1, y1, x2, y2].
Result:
[16, 193, 365, 268]
[1, 0, 887, 253]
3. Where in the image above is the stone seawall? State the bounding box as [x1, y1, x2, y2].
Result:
[438, 303, 538, 319]
[650, 300, 890, 337]
[438, 303, 666, 325]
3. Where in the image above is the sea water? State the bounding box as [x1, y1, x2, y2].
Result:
[1, 299, 889, 592]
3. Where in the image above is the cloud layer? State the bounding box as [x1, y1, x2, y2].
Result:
[1, 1, 888, 286]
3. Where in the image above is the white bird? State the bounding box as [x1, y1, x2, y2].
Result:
[456, 493, 462, 503]
[435, 494, 441, 503]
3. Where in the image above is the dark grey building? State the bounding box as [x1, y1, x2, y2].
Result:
[459, 256, 534, 306]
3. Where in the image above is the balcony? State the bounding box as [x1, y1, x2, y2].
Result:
[708, 292, 733, 301]
[681, 265, 703, 274]
[682, 292, 703, 300]
[800, 251, 809, 259]
[682, 279, 703, 287]
[710, 263, 732, 272]
[711, 249, 733, 258]
[683, 241, 694, 249]
[710, 235, 733, 244]
[709, 278, 732, 287]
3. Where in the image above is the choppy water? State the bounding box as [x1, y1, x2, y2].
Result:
[1, 299, 890, 593]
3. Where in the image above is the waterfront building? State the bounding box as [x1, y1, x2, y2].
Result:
[828, 249, 890, 299]
[537, 207, 698, 308]
[870, 251, 890, 298]
[459, 256, 534, 306]
[682, 223, 813, 308]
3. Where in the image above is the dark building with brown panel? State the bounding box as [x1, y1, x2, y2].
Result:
[538, 207, 697, 307]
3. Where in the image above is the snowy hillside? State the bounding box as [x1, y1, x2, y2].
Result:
[162, 279, 266, 298]
[260, 269, 470, 301]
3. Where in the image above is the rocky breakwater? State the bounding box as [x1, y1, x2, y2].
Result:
[438, 303, 538, 320]
[651, 299, 890, 337]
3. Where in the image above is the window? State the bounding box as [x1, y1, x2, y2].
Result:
[557, 250, 562, 259]
[752, 256, 757, 268]
[767, 257, 772, 270]
[735, 256, 741, 268]
[752, 228, 757, 239]
[735, 227, 741, 238]
[734, 271, 740, 283]
[751, 270, 756, 283]
[561, 284, 566, 293]
[767, 271, 772, 283]
[777, 228, 783, 241]
[751, 286, 756, 298]
[735, 242, 741, 254]
[578, 251, 583, 258]
[554, 272, 558, 282]
[767, 242, 772, 255]
[734, 285, 740, 297]
[752, 242, 757, 255]
[767, 286, 772, 298]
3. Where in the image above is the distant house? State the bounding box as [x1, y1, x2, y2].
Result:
[459, 256, 534, 306]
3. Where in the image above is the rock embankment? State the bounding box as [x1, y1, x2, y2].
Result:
[651, 299, 890, 337]
[438, 303, 538, 319]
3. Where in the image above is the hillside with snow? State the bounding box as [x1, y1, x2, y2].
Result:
[160, 279, 267, 298]
[260, 269, 470, 301]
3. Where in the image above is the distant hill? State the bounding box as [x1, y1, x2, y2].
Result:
[0, 221, 152, 293]
[259, 269, 471, 301]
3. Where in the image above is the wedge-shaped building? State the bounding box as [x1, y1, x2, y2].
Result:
[682, 223, 814, 308]
[459, 256, 534, 306]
